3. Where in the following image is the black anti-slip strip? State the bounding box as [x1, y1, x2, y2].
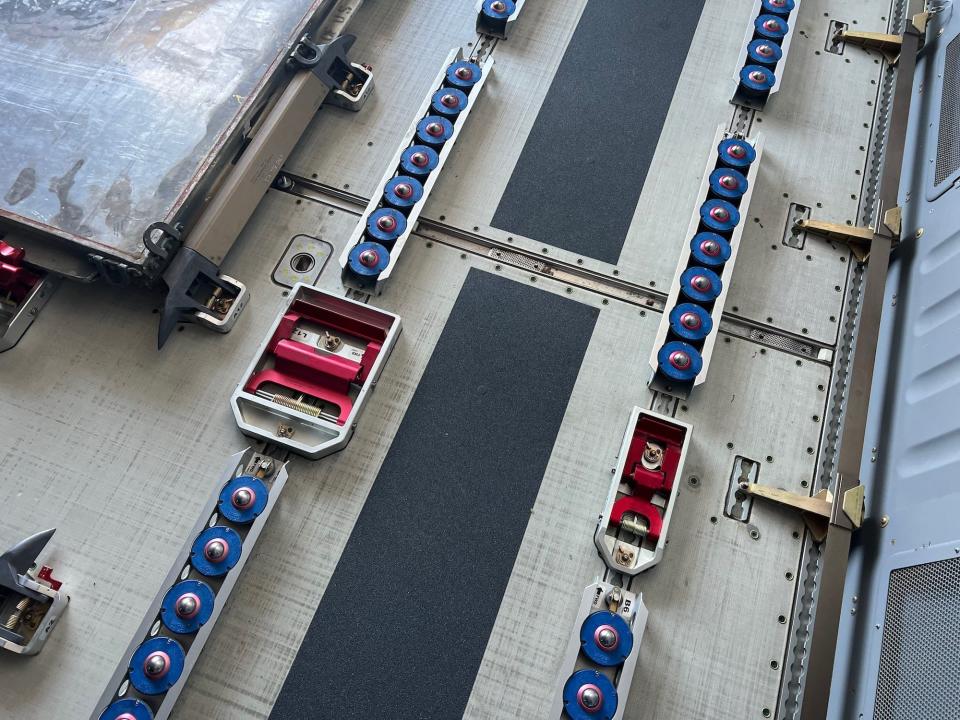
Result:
[270, 270, 598, 719]
[492, 0, 706, 264]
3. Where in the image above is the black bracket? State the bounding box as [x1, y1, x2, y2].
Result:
[142, 221, 183, 262]
[287, 34, 358, 91]
[157, 248, 247, 348]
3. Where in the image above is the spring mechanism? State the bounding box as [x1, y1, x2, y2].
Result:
[263, 392, 323, 418]
[4, 598, 31, 630]
[620, 514, 650, 538]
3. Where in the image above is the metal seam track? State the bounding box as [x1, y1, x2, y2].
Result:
[275, 174, 834, 364]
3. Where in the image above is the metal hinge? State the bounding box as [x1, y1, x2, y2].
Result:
[738, 482, 864, 542]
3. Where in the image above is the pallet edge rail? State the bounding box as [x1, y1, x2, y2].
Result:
[738, 4, 929, 718]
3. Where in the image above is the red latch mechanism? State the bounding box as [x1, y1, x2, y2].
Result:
[36, 566, 63, 592]
[610, 416, 687, 543]
[243, 300, 386, 426]
[0, 240, 40, 304]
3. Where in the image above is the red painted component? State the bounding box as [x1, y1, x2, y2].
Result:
[610, 496, 664, 541]
[609, 415, 687, 543]
[624, 416, 686, 492]
[0, 240, 40, 304]
[36, 566, 62, 591]
[243, 296, 391, 426]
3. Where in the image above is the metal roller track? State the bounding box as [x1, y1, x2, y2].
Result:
[275, 174, 835, 365]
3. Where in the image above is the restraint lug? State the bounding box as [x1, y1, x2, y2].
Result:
[595, 408, 693, 576]
[231, 283, 401, 459]
[0, 529, 68, 656]
[0, 240, 58, 352]
[157, 248, 249, 348]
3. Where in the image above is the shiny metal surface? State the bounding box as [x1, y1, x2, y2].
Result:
[0, 0, 334, 267]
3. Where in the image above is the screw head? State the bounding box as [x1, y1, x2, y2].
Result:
[749, 70, 768, 83]
[411, 152, 428, 167]
[455, 66, 473, 80]
[440, 93, 459, 108]
[394, 183, 412, 198]
[757, 43, 775, 57]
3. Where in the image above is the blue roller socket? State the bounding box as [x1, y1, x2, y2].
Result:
[580, 611, 634, 667]
[709, 168, 749, 200]
[129, 636, 186, 695]
[562, 669, 619, 720]
[100, 698, 154, 720]
[366, 208, 407, 245]
[445, 60, 483, 90]
[739, 64, 777, 97]
[761, 0, 795, 16]
[431, 87, 468, 117]
[383, 176, 424, 210]
[399, 145, 439, 178]
[755, 14, 789, 41]
[669, 303, 714, 342]
[657, 341, 704, 383]
[218, 476, 269, 524]
[416, 115, 454, 147]
[700, 199, 740, 234]
[717, 138, 756, 169]
[160, 579, 216, 635]
[747, 38, 783, 67]
[348, 242, 391, 277]
[690, 232, 732, 267]
[190, 526, 242, 578]
[481, 0, 516, 21]
[680, 266, 723, 303]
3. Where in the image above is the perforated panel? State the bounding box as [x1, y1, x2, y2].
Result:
[934, 34, 960, 188]
[874, 558, 960, 720]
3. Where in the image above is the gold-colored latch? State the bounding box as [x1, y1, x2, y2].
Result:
[841, 485, 866, 529]
[794, 219, 875, 261]
[835, 12, 931, 65]
[883, 206, 902, 238]
[739, 482, 865, 543]
[836, 30, 903, 63]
